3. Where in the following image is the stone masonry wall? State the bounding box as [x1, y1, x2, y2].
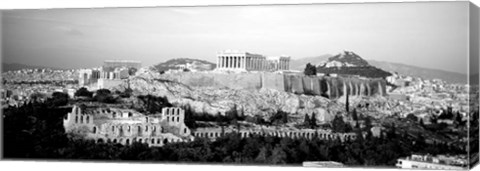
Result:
[159, 72, 387, 99]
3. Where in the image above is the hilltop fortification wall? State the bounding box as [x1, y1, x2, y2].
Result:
[158, 72, 262, 90]
[158, 72, 386, 99]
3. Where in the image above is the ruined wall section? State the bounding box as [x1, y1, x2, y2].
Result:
[158, 72, 262, 90]
[63, 106, 193, 147]
[193, 127, 357, 142]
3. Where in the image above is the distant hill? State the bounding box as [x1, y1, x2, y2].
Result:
[2, 63, 64, 72]
[152, 58, 216, 72]
[291, 53, 468, 84]
[316, 51, 392, 78]
[368, 60, 468, 84]
[290, 54, 332, 70]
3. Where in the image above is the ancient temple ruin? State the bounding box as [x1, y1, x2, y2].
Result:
[216, 50, 290, 72]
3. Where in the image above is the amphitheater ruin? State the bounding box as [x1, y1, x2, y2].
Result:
[63, 105, 193, 147]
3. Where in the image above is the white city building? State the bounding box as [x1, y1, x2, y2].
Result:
[395, 154, 467, 170]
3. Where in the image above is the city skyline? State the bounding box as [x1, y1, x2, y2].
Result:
[2, 2, 469, 74]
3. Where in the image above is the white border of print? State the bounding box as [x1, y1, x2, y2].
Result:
[0, 1, 478, 171]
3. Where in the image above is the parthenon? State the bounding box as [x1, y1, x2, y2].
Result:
[216, 50, 290, 72]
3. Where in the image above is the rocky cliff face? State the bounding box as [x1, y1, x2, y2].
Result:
[113, 74, 346, 124]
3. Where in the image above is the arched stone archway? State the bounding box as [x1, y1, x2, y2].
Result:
[137, 126, 142, 136]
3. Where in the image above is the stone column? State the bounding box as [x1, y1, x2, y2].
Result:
[235, 56, 238, 68]
[232, 56, 235, 68]
[242, 56, 246, 69]
[218, 57, 222, 68]
[224, 56, 227, 68]
[222, 57, 225, 68]
[220, 57, 223, 68]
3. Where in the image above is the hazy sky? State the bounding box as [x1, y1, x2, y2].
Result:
[2, 2, 469, 74]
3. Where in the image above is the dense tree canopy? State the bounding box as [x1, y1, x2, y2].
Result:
[2, 100, 469, 167]
[74, 87, 93, 98]
[304, 63, 317, 76]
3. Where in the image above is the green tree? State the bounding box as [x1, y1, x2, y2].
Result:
[352, 108, 358, 121]
[50, 92, 69, 106]
[270, 145, 287, 164]
[304, 63, 317, 76]
[128, 67, 138, 76]
[310, 113, 317, 128]
[304, 114, 311, 128]
[419, 118, 425, 128]
[74, 87, 93, 98]
[94, 89, 116, 103]
[332, 115, 348, 133]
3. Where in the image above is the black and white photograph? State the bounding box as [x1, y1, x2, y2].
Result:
[1, 0, 479, 170]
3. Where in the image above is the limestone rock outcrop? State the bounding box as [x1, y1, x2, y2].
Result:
[114, 75, 344, 124]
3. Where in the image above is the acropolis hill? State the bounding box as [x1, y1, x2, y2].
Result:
[155, 50, 387, 99]
[107, 50, 389, 124]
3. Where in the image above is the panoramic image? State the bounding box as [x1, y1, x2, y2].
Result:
[1, 1, 479, 170]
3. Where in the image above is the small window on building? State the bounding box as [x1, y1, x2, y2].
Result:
[146, 117, 149, 123]
[145, 126, 148, 132]
[177, 117, 179, 122]
[80, 116, 84, 123]
[184, 128, 187, 134]
[171, 117, 174, 122]
[93, 127, 97, 134]
[112, 126, 115, 132]
[128, 112, 132, 117]
[86, 116, 90, 124]
[75, 116, 78, 123]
